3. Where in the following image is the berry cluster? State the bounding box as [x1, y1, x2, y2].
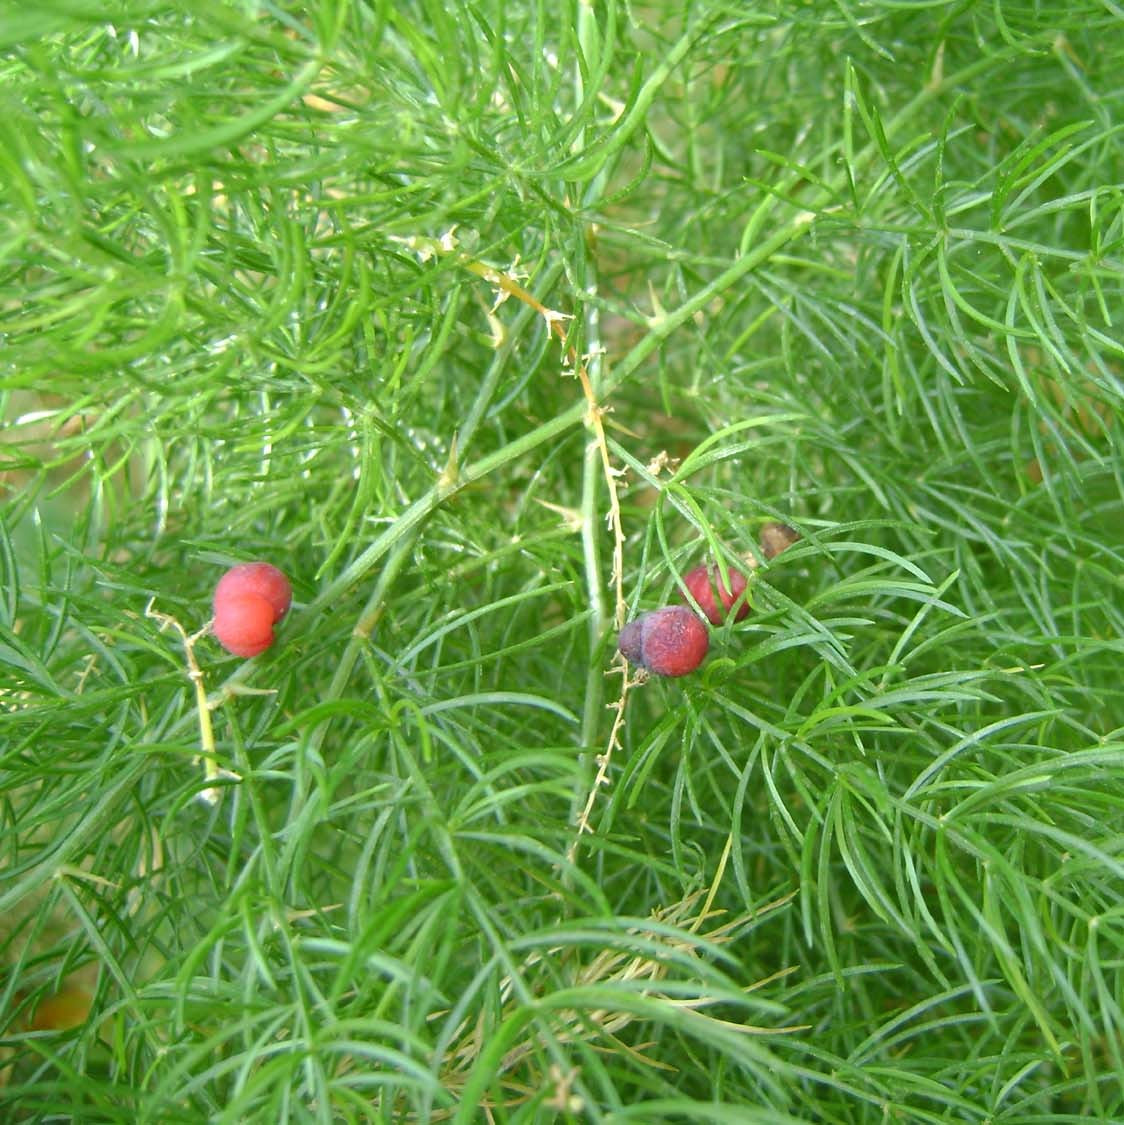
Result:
[617, 522, 799, 678]
[211, 561, 292, 658]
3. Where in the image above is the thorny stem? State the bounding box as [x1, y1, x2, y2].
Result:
[465, 257, 627, 626]
[462, 254, 630, 859]
[396, 232, 632, 862]
[567, 660, 637, 864]
[145, 600, 238, 805]
[395, 236, 627, 628]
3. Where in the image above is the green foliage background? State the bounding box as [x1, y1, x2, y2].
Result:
[2, 1, 1123, 1121]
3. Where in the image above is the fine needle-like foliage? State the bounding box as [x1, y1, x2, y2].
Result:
[2, 1, 1123, 1122]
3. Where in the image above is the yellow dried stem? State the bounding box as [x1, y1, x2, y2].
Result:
[567, 658, 636, 863]
[397, 233, 631, 865]
[145, 600, 239, 804]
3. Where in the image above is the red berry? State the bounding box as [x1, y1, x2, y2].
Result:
[681, 563, 750, 624]
[213, 562, 292, 623]
[212, 592, 276, 657]
[617, 606, 709, 677]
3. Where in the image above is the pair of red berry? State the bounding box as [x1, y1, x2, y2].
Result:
[617, 523, 798, 678]
[212, 562, 292, 657]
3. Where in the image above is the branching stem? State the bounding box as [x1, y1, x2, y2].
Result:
[145, 601, 238, 805]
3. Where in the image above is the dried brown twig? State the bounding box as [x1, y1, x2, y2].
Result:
[395, 231, 632, 861]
